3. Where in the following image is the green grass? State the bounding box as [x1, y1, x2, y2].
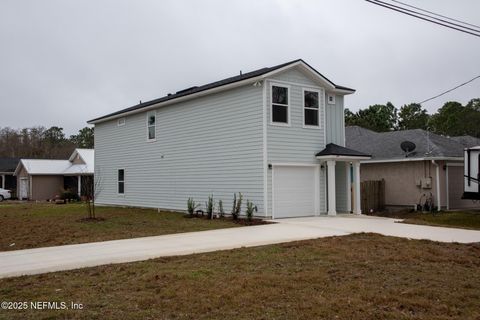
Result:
[375, 210, 480, 230]
[0, 233, 479, 319]
[0, 203, 239, 251]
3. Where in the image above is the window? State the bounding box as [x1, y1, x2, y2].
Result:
[117, 118, 125, 126]
[271, 85, 289, 124]
[147, 111, 156, 140]
[118, 169, 125, 194]
[304, 90, 319, 127]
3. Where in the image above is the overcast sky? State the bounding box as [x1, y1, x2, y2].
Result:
[1, 0, 479, 135]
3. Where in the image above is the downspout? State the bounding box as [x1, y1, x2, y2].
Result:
[431, 160, 441, 211]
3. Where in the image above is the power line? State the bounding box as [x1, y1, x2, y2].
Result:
[365, 0, 480, 37]
[390, 0, 480, 30]
[419, 75, 480, 104]
[374, 0, 480, 34]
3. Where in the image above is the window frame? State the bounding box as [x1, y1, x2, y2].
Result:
[302, 88, 322, 129]
[117, 118, 126, 127]
[270, 83, 291, 127]
[146, 111, 156, 142]
[326, 93, 336, 105]
[117, 168, 125, 195]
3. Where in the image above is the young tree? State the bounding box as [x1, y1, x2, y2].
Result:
[81, 171, 102, 220]
[397, 103, 430, 130]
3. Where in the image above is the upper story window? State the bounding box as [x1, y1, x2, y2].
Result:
[304, 90, 320, 127]
[271, 85, 289, 124]
[147, 111, 156, 140]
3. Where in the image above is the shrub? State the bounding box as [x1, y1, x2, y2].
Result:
[231, 192, 243, 220]
[187, 198, 199, 216]
[246, 200, 257, 221]
[205, 195, 214, 219]
[60, 190, 80, 201]
[218, 200, 225, 218]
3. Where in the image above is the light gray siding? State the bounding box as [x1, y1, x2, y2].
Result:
[265, 68, 328, 216]
[95, 84, 265, 213]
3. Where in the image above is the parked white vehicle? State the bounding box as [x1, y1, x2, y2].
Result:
[0, 188, 12, 201]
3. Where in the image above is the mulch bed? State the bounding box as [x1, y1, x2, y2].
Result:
[184, 214, 272, 226]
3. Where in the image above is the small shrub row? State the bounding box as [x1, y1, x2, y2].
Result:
[187, 193, 257, 220]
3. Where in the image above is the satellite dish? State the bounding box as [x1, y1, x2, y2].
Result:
[401, 141, 416, 157]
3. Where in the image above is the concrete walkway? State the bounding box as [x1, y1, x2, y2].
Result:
[1, 215, 480, 279]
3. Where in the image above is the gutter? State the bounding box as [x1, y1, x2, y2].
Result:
[431, 160, 441, 212]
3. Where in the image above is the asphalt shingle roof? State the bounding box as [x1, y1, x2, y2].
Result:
[0, 158, 19, 173]
[316, 143, 371, 158]
[450, 135, 480, 148]
[345, 126, 466, 160]
[88, 59, 355, 123]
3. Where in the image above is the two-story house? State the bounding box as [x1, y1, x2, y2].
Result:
[88, 59, 370, 218]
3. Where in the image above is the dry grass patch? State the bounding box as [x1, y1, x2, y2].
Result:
[0, 203, 239, 251]
[0, 234, 479, 319]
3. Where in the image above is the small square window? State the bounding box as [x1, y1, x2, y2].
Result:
[117, 118, 126, 126]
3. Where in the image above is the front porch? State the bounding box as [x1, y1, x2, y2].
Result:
[316, 143, 371, 216]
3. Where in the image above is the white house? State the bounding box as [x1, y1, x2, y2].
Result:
[88, 59, 370, 218]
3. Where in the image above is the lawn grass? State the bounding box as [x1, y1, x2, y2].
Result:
[375, 210, 480, 230]
[0, 233, 479, 319]
[0, 203, 239, 251]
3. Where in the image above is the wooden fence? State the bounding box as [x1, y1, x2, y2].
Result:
[361, 179, 385, 214]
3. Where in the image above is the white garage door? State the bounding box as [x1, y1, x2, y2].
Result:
[273, 165, 319, 218]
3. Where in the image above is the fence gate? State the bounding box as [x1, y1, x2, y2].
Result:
[361, 180, 385, 214]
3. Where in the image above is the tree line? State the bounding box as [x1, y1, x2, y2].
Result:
[345, 98, 480, 138]
[0, 126, 94, 159]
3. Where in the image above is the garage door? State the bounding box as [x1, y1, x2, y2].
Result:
[448, 166, 480, 209]
[273, 165, 319, 218]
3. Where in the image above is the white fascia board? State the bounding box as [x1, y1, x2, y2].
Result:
[315, 155, 371, 161]
[361, 157, 464, 164]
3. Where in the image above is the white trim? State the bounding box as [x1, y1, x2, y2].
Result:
[269, 82, 291, 127]
[268, 79, 323, 91]
[346, 162, 352, 213]
[362, 157, 463, 164]
[302, 88, 321, 129]
[315, 165, 320, 215]
[146, 111, 157, 142]
[271, 162, 319, 167]
[326, 93, 336, 105]
[445, 162, 464, 167]
[326, 160, 336, 215]
[353, 161, 361, 214]
[262, 80, 268, 217]
[316, 155, 371, 161]
[432, 160, 441, 211]
[1, 174, 5, 189]
[446, 165, 450, 211]
[271, 165, 275, 219]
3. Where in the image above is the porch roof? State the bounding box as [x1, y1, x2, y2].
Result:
[316, 143, 371, 160]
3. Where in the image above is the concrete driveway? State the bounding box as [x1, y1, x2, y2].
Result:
[1, 215, 479, 279]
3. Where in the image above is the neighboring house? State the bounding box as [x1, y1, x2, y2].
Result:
[14, 149, 94, 201]
[346, 126, 480, 210]
[88, 59, 370, 218]
[0, 158, 19, 195]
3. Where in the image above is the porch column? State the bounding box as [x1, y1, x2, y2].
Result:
[346, 162, 352, 213]
[77, 176, 81, 197]
[327, 160, 336, 216]
[353, 161, 362, 215]
[1, 174, 5, 189]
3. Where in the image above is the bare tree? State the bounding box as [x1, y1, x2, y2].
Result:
[80, 170, 103, 220]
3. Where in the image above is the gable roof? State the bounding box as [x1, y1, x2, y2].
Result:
[14, 149, 94, 176]
[0, 158, 20, 173]
[88, 59, 355, 124]
[345, 126, 465, 161]
[316, 143, 371, 158]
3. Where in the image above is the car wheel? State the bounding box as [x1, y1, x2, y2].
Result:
[0, 195, 3, 202]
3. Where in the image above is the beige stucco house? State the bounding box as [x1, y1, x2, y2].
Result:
[346, 126, 480, 211]
[14, 149, 94, 201]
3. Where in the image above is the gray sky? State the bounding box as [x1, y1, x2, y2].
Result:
[1, 0, 479, 135]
